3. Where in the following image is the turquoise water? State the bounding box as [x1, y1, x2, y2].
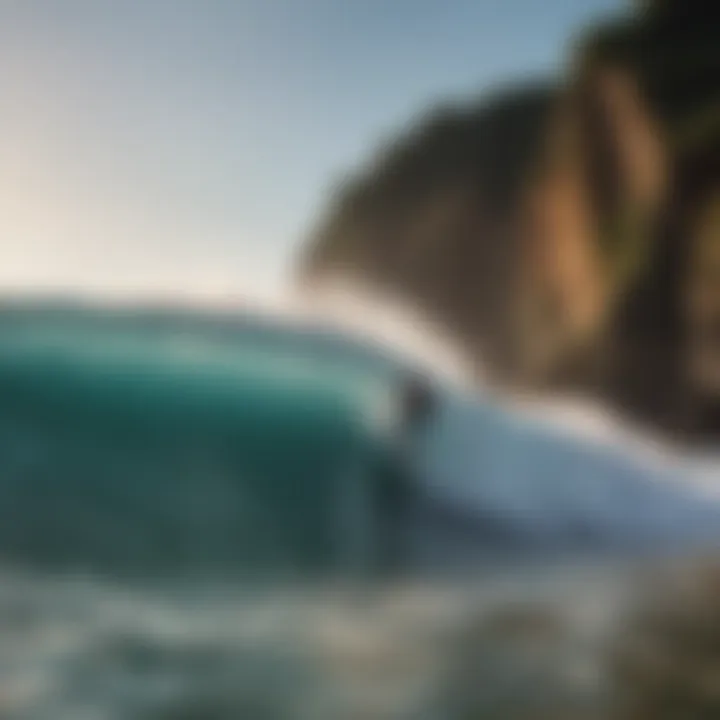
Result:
[0, 303, 400, 578]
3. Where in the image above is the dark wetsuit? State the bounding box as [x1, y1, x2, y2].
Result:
[374, 374, 437, 577]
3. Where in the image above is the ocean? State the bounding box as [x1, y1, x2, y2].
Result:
[0, 300, 718, 718]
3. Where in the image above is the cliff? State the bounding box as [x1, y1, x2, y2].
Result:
[520, 0, 720, 437]
[300, 0, 719, 442]
[300, 85, 556, 377]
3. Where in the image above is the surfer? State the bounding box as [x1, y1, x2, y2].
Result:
[402, 371, 438, 432]
[374, 371, 438, 577]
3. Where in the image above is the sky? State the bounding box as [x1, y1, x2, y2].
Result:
[0, 0, 623, 302]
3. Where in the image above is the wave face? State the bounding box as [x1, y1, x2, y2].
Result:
[0, 300, 719, 582]
[0, 303, 403, 578]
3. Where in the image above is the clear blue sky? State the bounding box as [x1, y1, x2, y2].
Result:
[0, 0, 623, 300]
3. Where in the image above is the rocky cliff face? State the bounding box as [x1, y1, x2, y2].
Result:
[300, 1, 719, 442]
[530, 0, 720, 438]
[299, 86, 556, 379]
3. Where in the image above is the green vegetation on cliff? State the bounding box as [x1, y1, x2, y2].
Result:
[579, 0, 720, 156]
